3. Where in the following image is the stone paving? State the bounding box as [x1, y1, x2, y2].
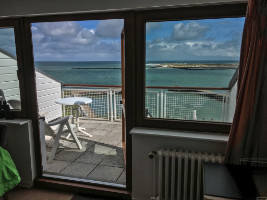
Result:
[44, 119, 125, 185]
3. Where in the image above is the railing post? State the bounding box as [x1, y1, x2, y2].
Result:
[157, 92, 159, 118]
[161, 89, 164, 118]
[113, 90, 117, 121]
[62, 90, 65, 117]
[107, 91, 110, 121]
[221, 95, 226, 122]
[224, 93, 230, 122]
[110, 90, 113, 122]
[163, 90, 167, 118]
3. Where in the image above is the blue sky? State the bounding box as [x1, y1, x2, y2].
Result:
[0, 17, 245, 61]
[146, 17, 245, 61]
[31, 19, 124, 61]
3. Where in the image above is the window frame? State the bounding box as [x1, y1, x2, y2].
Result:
[22, 11, 135, 193]
[0, 19, 27, 118]
[135, 3, 247, 134]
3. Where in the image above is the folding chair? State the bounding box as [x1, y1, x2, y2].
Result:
[41, 116, 82, 163]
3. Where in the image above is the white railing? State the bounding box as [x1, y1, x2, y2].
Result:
[61, 86, 230, 123]
[62, 87, 122, 121]
[146, 89, 230, 122]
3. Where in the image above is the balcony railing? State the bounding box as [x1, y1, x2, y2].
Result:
[62, 84, 232, 123]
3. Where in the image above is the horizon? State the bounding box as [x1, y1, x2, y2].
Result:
[35, 59, 240, 63]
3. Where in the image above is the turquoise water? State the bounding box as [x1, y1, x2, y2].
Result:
[35, 61, 237, 122]
[35, 60, 237, 87]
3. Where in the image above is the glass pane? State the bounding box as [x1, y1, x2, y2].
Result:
[0, 28, 21, 110]
[31, 20, 126, 185]
[145, 17, 245, 122]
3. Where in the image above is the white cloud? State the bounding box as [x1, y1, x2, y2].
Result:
[36, 22, 82, 37]
[146, 23, 161, 33]
[31, 20, 122, 61]
[171, 21, 209, 41]
[146, 37, 242, 60]
[95, 19, 124, 39]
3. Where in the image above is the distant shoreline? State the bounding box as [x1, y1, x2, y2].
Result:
[148, 63, 238, 70]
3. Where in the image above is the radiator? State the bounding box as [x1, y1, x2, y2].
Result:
[151, 149, 224, 200]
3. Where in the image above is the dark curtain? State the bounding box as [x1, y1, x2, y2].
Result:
[225, 0, 267, 165]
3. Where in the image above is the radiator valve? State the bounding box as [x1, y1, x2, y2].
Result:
[149, 151, 157, 159]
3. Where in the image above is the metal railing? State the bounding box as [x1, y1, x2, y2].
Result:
[62, 86, 121, 122]
[146, 89, 230, 122]
[61, 84, 231, 123]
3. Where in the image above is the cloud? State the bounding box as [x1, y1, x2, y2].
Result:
[146, 23, 161, 33]
[95, 19, 124, 39]
[171, 21, 209, 41]
[31, 20, 122, 61]
[35, 22, 82, 37]
[146, 36, 242, 61]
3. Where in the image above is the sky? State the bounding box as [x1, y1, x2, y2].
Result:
[146, 17, 245, 61]
[31, 19, 124, 61]
[0, 17, 245, 62]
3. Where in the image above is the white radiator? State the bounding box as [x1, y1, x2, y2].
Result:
[151, 149, 224, 200]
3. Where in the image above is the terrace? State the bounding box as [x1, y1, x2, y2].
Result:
[40, 80, 236, 184]
[44, 119, 125, 185]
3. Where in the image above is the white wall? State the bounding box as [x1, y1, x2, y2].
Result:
[35, 70, 62, 122]
[227, 81, 237, 122]
[0, 51, 21, 101]
[0, 0, 246, 17]
[131, 128, 228, 200]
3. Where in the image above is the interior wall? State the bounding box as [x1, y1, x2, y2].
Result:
[131, 128, 228, 200]
[0, 0, 246, 18]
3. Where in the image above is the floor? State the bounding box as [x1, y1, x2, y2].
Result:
[1, 187, 122, 200]
[44, 119, 125, 185]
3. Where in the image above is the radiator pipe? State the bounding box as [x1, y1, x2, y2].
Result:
[149, 151, 157, 159]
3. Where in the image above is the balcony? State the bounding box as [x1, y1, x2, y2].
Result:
[0, 68, 237, 185]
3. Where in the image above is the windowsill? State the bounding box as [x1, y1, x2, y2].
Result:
[130, 127, 229, 143]
[0, 118, 30, 125]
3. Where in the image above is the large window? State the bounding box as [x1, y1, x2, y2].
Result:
[136, 3, 247, 132]
[145, 18, 245, 123]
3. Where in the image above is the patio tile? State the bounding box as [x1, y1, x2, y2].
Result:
[54, 149, 83, 162]
[46, 147, 63, 158]
[60, 162, 96, 178]
[45, 160, 70, 173]
[87, 165, 124, 183]
[82, 123, 103, 129]
[90, 129, 110, 136]
[98, 134, 121, 146]
[100, 148, 125, 167]
[86, 129, 110, 142]
[111, 126, 122, 133]
[116, 169, 126, 184]
[75, 151, 106, 165]
[87, 143, 114, 155]
[46, 137, 73, 149]
[67, 139, 95, 152]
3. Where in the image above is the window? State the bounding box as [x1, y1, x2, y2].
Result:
[145, 18, 245, 123]
[136, 3, 247, 133]
[0, 21, 25, 113]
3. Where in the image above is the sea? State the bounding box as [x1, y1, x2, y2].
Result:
[35, 60, 238, 122]
[35, 60, 238, 87]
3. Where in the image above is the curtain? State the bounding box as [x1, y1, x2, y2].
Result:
[225, 0, 267, 165]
